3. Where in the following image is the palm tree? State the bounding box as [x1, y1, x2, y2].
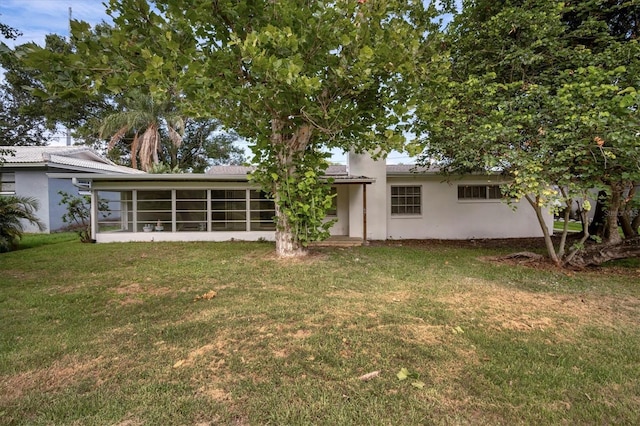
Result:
[100, 91, 184, 172]
[0, 195, 46, 252]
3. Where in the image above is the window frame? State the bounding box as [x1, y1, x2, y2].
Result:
[95, 188, 277, 233]
[457, 184, 504, 201]
[0, 172, 16, 195]
[390, 185, 422, 216]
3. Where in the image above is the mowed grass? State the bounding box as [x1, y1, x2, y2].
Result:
[1, 236, 639, 425]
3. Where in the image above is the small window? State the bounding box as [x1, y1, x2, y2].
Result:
[458, 185, 503, 200]
[391, 186, 421, 215]
[0, 172, 16, 194]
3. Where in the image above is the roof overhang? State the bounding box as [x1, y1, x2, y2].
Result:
[47, 173, 375, 184]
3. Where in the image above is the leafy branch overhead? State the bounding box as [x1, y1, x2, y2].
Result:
[413, 0, 640, 266]
[25, 0, 445, 257]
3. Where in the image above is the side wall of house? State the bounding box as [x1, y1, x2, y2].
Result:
[48, 178, 82, 232]
[15, 170, 50, 233]
[386, 176, 553, 240]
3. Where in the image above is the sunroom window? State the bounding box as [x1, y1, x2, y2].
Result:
[250, 190, 276, 231]
[137, 190, 172, 231]
[176, 190, 207, 231]
[211, 189, 247, 231]
[95, 189, 277, 233]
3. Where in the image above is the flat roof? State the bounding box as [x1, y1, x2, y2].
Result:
[47, 173, 375, 184]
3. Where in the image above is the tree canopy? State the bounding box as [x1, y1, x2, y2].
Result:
[412, 0, 640, 266]
[28, 0, 447, 256]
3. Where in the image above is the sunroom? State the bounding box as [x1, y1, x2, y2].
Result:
[53, 172, 373, 243]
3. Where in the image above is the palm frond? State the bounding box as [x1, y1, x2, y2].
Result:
[0, 195, 46, 251]
[107, 126, 130, 150]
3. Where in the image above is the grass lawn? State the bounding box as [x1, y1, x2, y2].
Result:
[1, 236, 639, 425]
[553, 220, 584, 233]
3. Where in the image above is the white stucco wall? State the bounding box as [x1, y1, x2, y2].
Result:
[348, 152, 387, 240]
[385, 176, 553, 240]
[49, 178, 82, 232]
[13, 172, 84, 233]
[15, 171, 50, 233]
[328, 186, 350, 236]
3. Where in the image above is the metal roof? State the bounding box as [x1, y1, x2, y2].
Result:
[1, 146, 143, 174]
[206, 164, 350, 176]
[386, 164, 438, 174]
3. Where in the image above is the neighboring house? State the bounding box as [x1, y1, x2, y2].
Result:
[0, 146, 143, 233]
[60, 152, 552, 243]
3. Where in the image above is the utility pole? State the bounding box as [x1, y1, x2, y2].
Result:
[66, 6, 72, 146]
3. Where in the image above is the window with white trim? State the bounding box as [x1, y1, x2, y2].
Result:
[0, 172, 16, 194]
[458, 185, 503, 200]
[391, 185, 421, 215]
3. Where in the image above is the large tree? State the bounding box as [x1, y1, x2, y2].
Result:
[165, 118, 245, 172]
[1, 24, 49, 146]
[412, 0, 640, 266]
[30, 0, 445, 257]
[2, 30, 116, 147]
[100, 90, 185, 172]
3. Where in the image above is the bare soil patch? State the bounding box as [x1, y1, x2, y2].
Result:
[371, 237, 551, 251]
[0, 355, 105, 406]
[436, 279, 640, 333]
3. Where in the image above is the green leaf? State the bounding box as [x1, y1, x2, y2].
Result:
[397, 368, 409, 380]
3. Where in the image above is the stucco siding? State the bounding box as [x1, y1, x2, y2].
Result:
[348, 152, 387, 239]
[15, 171, 50, 233]
[329, 186, 350, 236]
[386, 177, 552, 240]
[48, 179, 81, 232]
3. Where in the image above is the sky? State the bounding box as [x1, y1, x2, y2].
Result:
[0, 0, 418, 164]
[0, 0, 111, 49]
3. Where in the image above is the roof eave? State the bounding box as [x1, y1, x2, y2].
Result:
[46, 173, 375, 184]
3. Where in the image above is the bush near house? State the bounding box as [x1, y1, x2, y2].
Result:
[0, 195, 46, 252]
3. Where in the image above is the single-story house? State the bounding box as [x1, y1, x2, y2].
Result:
[55, 152, 552, 243]
[0, 146, 143, 232]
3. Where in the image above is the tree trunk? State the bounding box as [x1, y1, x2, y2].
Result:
[620, 211, 637, 238]
[273, 190, 306, 258]
[567, 237, 640, 268]
[563, 208, 591, 266]
[632, 214, 640, 235]
[619, 184, 638, 238]
[526, 194, 560, 266]
[603, 183, 622, 245]
[557, 202, 572, 258]
[271, 119, 312, 258]
[588, 190, 608, 238]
